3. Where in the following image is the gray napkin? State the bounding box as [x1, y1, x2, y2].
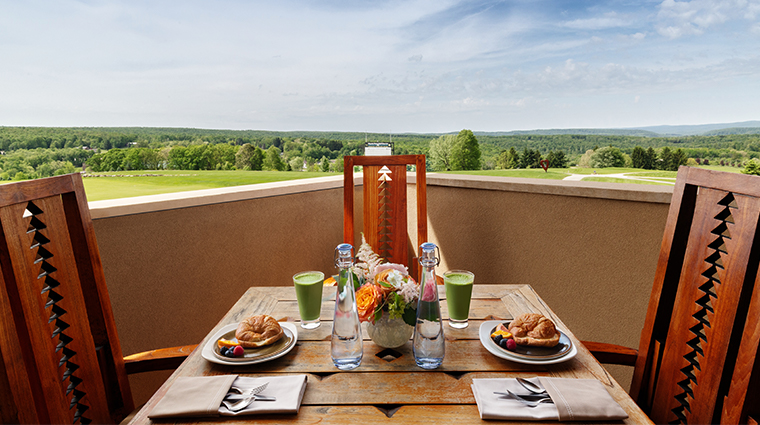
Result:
[471, 377, 628, 421]
[148, 374, 308, 419]
[539, 377, 628, 422]
[219, 375, 308, 416]
[149, 375, 237, 419]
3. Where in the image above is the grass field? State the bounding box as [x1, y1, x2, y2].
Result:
[82, 170, 336, 201]
[1, 165, 744, 201]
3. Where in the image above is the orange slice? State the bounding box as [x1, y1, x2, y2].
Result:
[217, 338, 240, 348]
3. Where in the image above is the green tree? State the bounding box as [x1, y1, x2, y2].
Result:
[496, 147, 519, 169]
[670, 148, 688, 171]
[645, 147, 657, 170]
[546, 150, 568, 168]
[289, 156, 304, 172]
[263, 146, 286, 171]
[590, 146, 625, 168]
[657, 147, 673, 171]
[742, 158, 760, 175]
[520, 148, 542, 168]
[450, 129, 481, 170]
[631, 146, 647, 169]
[320, 156, 330, 172]
[250, 147, 264, 170]
[235, 144, 255, 170]
[429, 134, 456, 171]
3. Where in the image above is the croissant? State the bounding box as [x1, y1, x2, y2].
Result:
[235, 315, 284, 348]
[507, 313, 560, 347]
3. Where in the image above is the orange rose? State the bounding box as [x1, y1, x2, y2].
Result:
[373, 269, 396, 296]
[356, 283, 382, 323]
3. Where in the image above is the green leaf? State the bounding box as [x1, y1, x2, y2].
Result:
[402, 305, 417, 327]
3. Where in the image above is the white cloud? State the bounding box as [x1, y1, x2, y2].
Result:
[657, 0, 760, 38]
[562, 12, 629, 30]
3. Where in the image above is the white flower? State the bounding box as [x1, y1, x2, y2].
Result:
[398, 280, 419, 304]
[385, 270, 405, 290]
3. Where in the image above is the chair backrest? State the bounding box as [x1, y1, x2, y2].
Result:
[630, 166, 760, 424]
[0, 174, 132, 424]
[343, 155, 427, 272]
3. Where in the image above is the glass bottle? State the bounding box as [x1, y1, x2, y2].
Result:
[331, 243, 363, 370]
[413, 242, 445, 369]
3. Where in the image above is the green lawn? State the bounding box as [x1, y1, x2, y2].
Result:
[2, 164, 746, 201]
[582, 177, 674, 185]
[82, 170, 336, 201]
[439, 169, 571, 180]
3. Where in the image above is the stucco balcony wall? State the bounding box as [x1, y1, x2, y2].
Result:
[89, 173, 672, 405]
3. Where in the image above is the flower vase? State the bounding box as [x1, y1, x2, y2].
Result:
[366, 311, 414, 348]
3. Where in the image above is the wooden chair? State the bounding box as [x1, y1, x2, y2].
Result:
[0, 173, 193, 424]
[343, 155, 427, 278]
[586, 166, 760, 424]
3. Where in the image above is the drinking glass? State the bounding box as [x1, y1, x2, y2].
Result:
[293, 271, 324, 329]
[444, 270, 474, 329]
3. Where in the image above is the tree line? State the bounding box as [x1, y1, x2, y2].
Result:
[1, 126, 759, 180]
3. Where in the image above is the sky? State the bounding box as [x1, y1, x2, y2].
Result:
[1, 0, 759, 133]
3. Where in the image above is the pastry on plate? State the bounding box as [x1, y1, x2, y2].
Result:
[235, 315, 284, 348]
[507, 313, 560, 347]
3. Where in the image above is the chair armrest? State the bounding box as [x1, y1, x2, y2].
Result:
[123, 344, 198, 374]
[581, 340, 638, 366]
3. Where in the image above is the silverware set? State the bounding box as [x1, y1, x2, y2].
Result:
[223, 382, 276, 412]
[493, 378, 553, 407]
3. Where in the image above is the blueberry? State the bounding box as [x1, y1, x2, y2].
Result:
[220, 346, 229, 356]
[499, 338, 508, 349]
[493, 335, 503, 345]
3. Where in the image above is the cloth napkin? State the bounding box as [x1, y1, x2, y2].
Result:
[219, 375, 308, 416]
[471, 377, 628, 421]
[148, 375, 307, 419]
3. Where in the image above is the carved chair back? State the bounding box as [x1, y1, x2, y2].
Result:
[343, 155, 427, 275]
[631, 166, 760, 424]
[0, 174, 132, 424]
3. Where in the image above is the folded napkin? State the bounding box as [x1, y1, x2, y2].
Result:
[471, 377, 628, 421]
[219, 375, 307, 416]
[148, 375, 307, 419]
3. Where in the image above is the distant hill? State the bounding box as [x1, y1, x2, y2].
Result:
[474, 121, 760, 137]
[631, 121, 760, 136]
[475, 128, 660, 137]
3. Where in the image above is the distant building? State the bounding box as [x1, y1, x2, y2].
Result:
[365, 141, 393, 156]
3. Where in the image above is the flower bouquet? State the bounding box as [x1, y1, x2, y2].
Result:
[352, 235, 419, 327]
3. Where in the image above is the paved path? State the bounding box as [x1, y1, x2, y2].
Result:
[563, 172, 676, 185]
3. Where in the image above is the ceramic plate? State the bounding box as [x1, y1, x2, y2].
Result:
[201, 322, 297, 366]
[479, 320, 577, 365]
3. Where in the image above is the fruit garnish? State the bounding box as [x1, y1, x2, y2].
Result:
[491, 329, 512, 339]
[218, 338, 240, 348]
[232, 345, 245, 357]
[324, 276, 337, 286]
[505, 339, 517, 351]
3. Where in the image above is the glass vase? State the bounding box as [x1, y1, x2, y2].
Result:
[366, 311, 414, 349]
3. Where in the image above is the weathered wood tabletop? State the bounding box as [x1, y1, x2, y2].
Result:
[130, 284, 651, 424]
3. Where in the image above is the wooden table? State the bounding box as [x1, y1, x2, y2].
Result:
[130, 284, 651, 424]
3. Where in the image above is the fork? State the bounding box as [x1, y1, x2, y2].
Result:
[224, 382, 270, 411]
[494, 390, 553, 407]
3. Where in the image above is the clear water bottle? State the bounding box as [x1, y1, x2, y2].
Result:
[413, 242, 445, 369]
[331, 243, 363, 370]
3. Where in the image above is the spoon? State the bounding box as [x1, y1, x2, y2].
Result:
[517, 378, 547, 395]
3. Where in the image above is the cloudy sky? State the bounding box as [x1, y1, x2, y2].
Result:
[1, 0, 759, 132]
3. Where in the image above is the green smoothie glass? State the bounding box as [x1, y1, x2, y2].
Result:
[444, 270, 474, 329]
[293, 271, 324, 329]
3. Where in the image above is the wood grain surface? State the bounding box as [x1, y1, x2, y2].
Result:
[128, 284, 652, 424]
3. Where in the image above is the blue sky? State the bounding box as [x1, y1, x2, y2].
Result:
[1, 0, 758, 132]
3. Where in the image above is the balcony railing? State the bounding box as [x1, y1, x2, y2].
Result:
[89, 173, 672, 404]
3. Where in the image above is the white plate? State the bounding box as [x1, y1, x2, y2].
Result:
[479, 320, 577, 365]
[202, 322, 298, 366]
